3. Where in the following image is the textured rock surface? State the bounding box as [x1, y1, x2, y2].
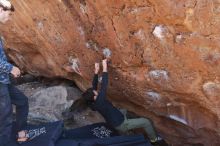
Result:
[17, 82, 104, 128]
[2, 0, 220, 145]
[17, 84, 75, 122]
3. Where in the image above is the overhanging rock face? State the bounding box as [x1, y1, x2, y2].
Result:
[1, 0, 220, 145]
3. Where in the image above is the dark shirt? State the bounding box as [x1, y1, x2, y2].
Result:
[89, 72, 124, 127]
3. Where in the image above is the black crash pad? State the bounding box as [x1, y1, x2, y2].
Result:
[7, 121, 63, 146]
[56, 134, 152, 146]
[7, 121, 152, 146]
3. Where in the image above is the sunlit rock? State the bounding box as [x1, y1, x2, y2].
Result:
[3, 0, 220, 145]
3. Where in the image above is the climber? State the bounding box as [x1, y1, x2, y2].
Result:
[79, 58, 169, 146]
[0, 0, 35, 145]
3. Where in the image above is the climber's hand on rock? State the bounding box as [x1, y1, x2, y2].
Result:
[95, 63, 100, 74]
[102, 59, 107, 72]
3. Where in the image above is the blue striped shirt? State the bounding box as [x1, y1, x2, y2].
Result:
[0, 38, 13, 84]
